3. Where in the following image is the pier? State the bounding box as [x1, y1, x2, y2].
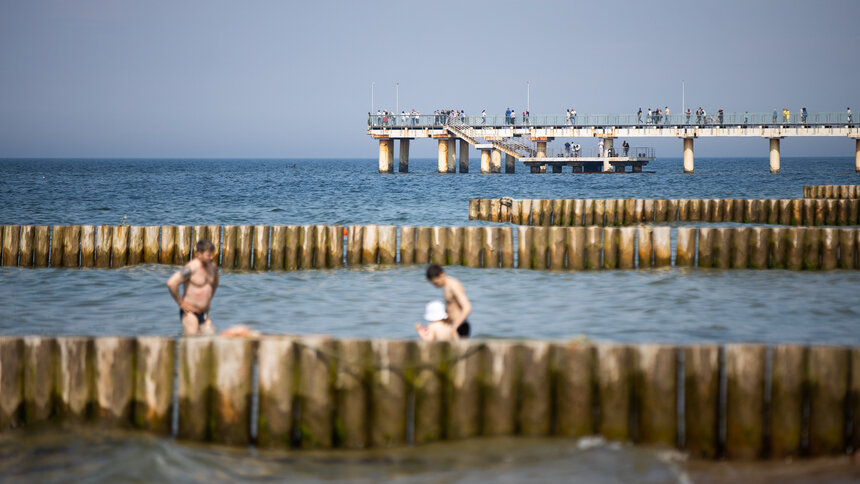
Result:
[366, 111, 860, 174]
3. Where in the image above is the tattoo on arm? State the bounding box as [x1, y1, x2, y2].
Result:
[180, 266, 192, 281]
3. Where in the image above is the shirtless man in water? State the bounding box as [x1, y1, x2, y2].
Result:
[426, 264, 472, 337]
[167, 239, 219, 335]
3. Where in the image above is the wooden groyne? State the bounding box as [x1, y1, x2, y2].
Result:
[1, 224, 859, 270]
[1, 336, 858, 459]
[469, 197, 860, 227]
[804, 185, 860, 199]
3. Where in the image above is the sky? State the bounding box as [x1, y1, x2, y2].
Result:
[0, 0, 858, 159]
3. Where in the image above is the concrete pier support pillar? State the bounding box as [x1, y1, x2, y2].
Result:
[437, 139, 449, 173]
[447, 139, 456, 173]
[769, 138, 781, 174]
[378, 139, 394, 173]
[459, 140, 470, 173]
[480, 149, 491, 174]
[490, 149, 502, 173]
[399, 139, 410, 173]
[854, 139, 859, 172]
[602, 138, 615, 172]
[683, 138, 694, 174]
[505, 154, 515, 173]
[536, 141, 547, 158]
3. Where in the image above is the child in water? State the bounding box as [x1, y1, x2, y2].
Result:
[414, 300, 459, 341]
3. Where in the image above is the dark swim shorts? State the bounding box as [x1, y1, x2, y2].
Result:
[180, 309, 208, 326]
[457, 321, 471, 338]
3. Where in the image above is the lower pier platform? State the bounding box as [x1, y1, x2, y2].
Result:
[521, 155, 654, 173]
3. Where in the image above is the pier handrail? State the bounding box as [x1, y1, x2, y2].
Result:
[368, 111, 857, 129]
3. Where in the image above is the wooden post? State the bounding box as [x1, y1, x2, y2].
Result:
[688, 198, 701, 221]
[521, 199, 532, 225]
[2, 225, 19, 266]
[712, 199, 724, 222]
[16, 225, 34, 267]
[767, 199, 780, 225]
[643, 199, 655, 223]
[676, 227, 696, 267]
[54, 337, 90, 421]
[334, 339, 371, 448]
[447, 227, 464, 266]
[633, 198, 644, 224]
[604, 199, 617, 227]
[220, 225, 237, 269]
[253, 225, 270, 270]
[852, 347, 860, 453]
[414, 341, 446, 444]
[637, 226, 652, 268]
[585, 227, 602, 270]
[541, 199, 553, 226]
[697, 227, 714, 268]
[584, 199, 595, 225]
[479, 199, 490, 221]
[284, 225, 299, 270]
[635, 345, 677, 446]
[490, 199, 502, 223]
[178, 337, 213, 441]
[732, 198, 745, 223]
[786, 228, 805, 270]
[269, 226, 287, 270]
[779, 199, 792, 226]
[361, 225, 378, 265]
[463, 226, 482, 268]
[573, 199, 585, 226]
[531, 199, 543, 226]
[517, 226, 532, 269]
[33, 226, 49, 267]
[614, 199, 627, 225]
[211, 337, 254, 445]
[602, 227, 618, 269]
[142, 226, 159, 264]
[653, 227, 671, 267]
[133, 337, 175, 434]
[596, 344, 631, 441]
[236, 225, 253, 270]
[667, 198, 679, 220]
[370, 340, 413, 447]
[92, 337, 135, 424]
[838, 229, 856, 269]
[510, 199, 522, 225]
[468, 199, 479, 220]
[548, 227, 566, 270]
[482, 341, 518, 436]
[849, 200, 860, 225]
[802, 199, 815, 226]
[713, 227, 732, 269]
[175, 226, 192, 265]
[112, 225, 129, 267]
[742, 199, 756, 224]
[749, 227, 769, 269]
[399, 226, 415, 265]
[677, 199, 690, 221]
[415, 226, 431, 264]
[207, 225, 222, 263]
[499, 226, 514, 268]
[127, 226, 143, 265]
[769, 227, 787, 269]
[837, 200, 849, 226]
[430, 226, 447, 265]
[159, 225, 176, 265]
[554, 343, 594, 437]
[654, 199, 667, 223]
[567, 227, 586, 270]
[593, 199, 606, 226]
[0, 337, 24, 430]
[807, 346, 850, 456]
[378, 225, 396, 264]
[446, 340, 484, 439]
[256, 337, 296, 448]
[789, 199, 802, 225]
[814, 199, 826, 226]
[618, 227, 635, 269]
[63, 225, 82, 268]
[298, 225, 315, 269]
[551, 199, 564, 226]
[95, 225, 112, 268]
[346, 226, 361, 267]
[328, 225, 344, 268]
[684, 346, 720, 458]
[81, 225, 95, 268]
[824, 200, 837, 226]
[484, 226, 500, 268]
[532, 226, 548, 269]
[725, 344, 766, 459]
[769, 345, 806, 458]
[803, 228, 821, 270]
[731, 228, 750, 269]
[821, 228, 838, 270]
[561, 199, 573, 226]
[23, 337, 55, 424]
[500, 199, 510, 223]
[519, 342, 552, 436]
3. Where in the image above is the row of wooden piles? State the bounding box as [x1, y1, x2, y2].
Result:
[1, 336, 858, 460]
[803, 185, 860, 199]
[469, 198, 860, 227]
[2, 225, 860, 270]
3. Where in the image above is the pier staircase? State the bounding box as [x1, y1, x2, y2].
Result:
[445, 117, 537, 158]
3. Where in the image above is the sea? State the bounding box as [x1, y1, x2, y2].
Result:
[0, 156, 858, 483]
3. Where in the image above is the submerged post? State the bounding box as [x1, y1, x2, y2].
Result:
[459, 139, 469, 173]
[769, 138, 781, 174]
[399, 139, 409, 173]
[683, 137, 694, 173]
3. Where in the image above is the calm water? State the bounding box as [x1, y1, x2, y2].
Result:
[1, 157, 859, 483]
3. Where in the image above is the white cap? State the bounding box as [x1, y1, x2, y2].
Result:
[423, 300, 448, 322]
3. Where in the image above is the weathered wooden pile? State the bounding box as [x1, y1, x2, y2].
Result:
[803, 185, 860, 199]
[2, 224, 859, 270]
[469, 198, 860, 227]
[1, 336, 857, 459]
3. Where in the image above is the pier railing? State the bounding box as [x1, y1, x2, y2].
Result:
[1, 335, 858, 459]
[544, 146, 654, 158]
[368, 111, 857, 129]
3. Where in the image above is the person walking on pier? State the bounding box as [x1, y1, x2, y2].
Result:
[718, 108, 724, 125]
[773, 109, 778, 124]
[622, 140, 629, 156]
[847, 107, 852, 125]
[167, 239, 219, 336]
[637, 108, 642, 124]
[426, 264, 473, 338]
[686, 108, 691, 124]
[505, 108, 511, 125]
[481, 109, 486, 124]
[571, 108, 576, 124]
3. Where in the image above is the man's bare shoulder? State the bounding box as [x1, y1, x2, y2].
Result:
[445, 275, 465, 292]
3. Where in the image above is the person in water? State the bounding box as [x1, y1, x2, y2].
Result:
[167, 239, 219, 335]
[414, 300, 458, 341]
[425, 264, 472, 337]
